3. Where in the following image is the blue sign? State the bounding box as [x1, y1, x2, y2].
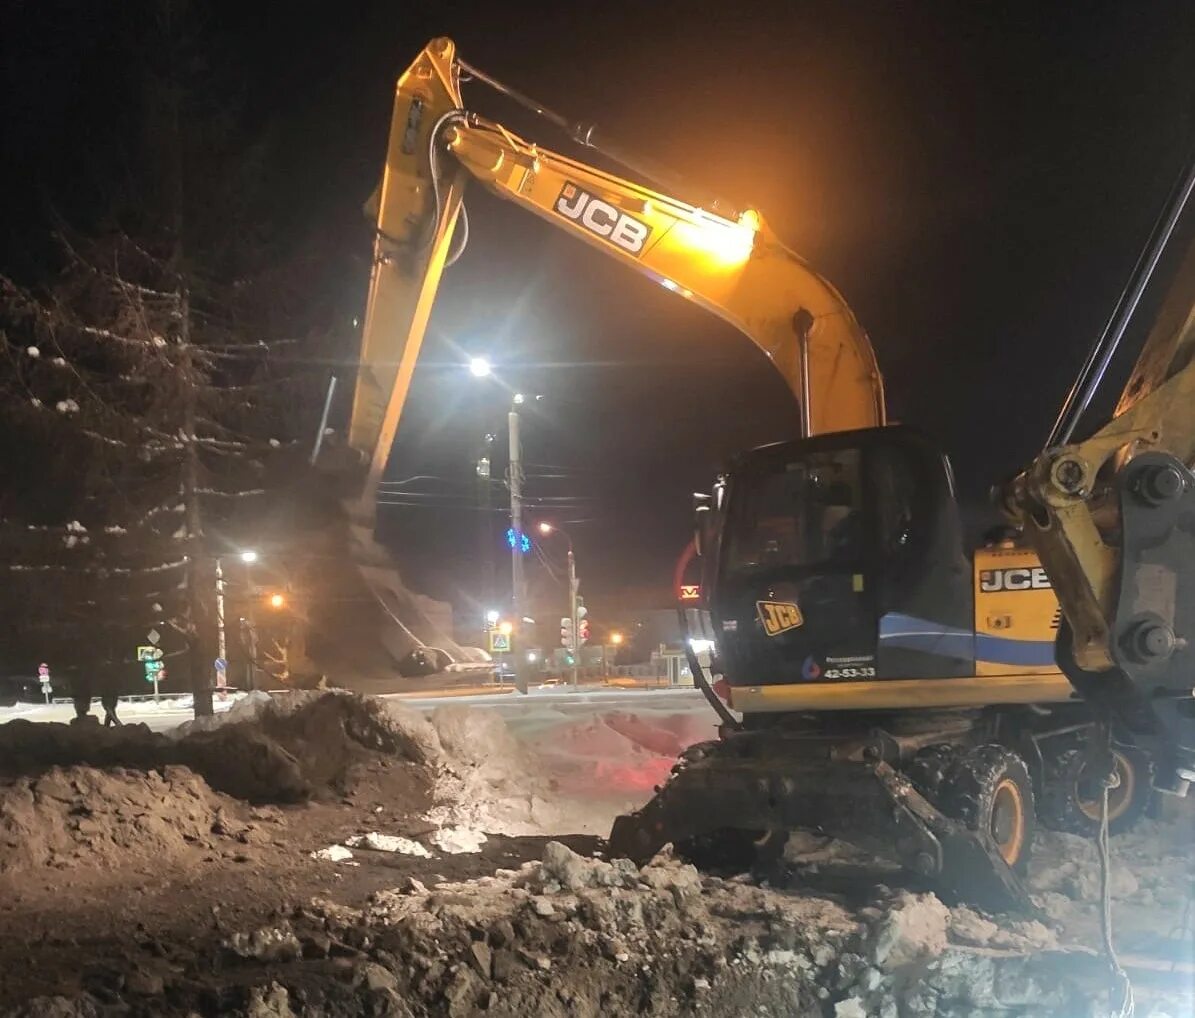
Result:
[214, 657, 228, 673]
[505, 528, 531, 554]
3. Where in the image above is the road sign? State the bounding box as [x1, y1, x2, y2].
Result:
[489, 630, 512, 653]
[214, 657, 228, 674]
[679, 584, 701, 601]
[137, 645, 164, 662]
[147, 629, 161, 645]
[37, 663, 50, 679]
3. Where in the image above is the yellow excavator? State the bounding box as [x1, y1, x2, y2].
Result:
[347, 38, 1195, 906]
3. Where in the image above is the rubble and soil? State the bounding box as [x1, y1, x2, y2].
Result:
[0, 841, 1136, 1017]
[0, 690, 1189, 1015]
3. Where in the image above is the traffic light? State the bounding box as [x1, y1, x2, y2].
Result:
[560, 617, 574, 650]
[578, 618, 590, 645]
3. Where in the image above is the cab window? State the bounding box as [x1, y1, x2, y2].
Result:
[726, 448, 863, 571]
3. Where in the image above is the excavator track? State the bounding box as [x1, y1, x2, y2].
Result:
[607, 730, 1031, 914]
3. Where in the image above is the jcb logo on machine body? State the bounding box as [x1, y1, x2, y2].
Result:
[757, 600, 803, 636]
[979, 567, 1052, 592]
[554, 183, 650, 256]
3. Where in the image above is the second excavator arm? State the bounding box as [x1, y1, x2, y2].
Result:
[348, 38, 885, 503]
[1015, 159, 1195, 790]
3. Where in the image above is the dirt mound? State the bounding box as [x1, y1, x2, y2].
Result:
[0, 719, 168, 776]
[0, 692, 438, 807]
[0, 765, 228, 873]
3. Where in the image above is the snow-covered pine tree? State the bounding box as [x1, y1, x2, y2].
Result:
[0, 229, 311, 715]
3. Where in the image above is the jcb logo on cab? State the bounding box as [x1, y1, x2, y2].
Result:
[757, 600, 803, 636]
[555, 183, 650, 256]
[979, 567, 1052, 592]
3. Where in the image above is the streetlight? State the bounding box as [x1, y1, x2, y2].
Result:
[268, 592, 286, 609]
[485, 609, 500, 625]
[468, 356, 492, 378]
[215, 549, 258, 693]
[611, 631, 624, 646]
[538, 522, 580, 687]
[239, 550, 261, 690]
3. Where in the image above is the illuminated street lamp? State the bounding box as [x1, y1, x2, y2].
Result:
[268, 592, 286, 609]
[239, 550, 258, 564]
[610, 631, 624, 646]
[468, 356, 492, 378]
[485, 608, 500, 626]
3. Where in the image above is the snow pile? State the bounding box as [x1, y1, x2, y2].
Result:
[523, 706, 717, 798]
[417, 704, 558, 836]
[310, 845, 354, 863]
[171, 689, 273, 736]
[0, 765, 241, 873]
[1030, 818, 1193, 908]
[428, 826, 487, 855]
[1025, 816, 1195, 965]
[419, 700, 719, 838]
[346, 832, 430, 857]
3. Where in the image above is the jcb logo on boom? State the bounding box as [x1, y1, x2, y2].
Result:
[554, 183, 651, 256]
[979, 567, 1052, 592]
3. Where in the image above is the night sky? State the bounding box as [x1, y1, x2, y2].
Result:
[3, 1, 1193, 632]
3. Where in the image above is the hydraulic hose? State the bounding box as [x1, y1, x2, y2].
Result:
[673, 540, 740, 730]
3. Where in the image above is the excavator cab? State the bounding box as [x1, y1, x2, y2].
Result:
[708, 426, 974, 692]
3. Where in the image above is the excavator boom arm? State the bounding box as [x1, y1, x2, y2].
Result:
[348, 38, 884, 497]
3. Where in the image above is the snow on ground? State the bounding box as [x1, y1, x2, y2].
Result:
[1028, 815, 1195, 963]
[396, 688, 719, 837]
[0, 690, 252, 729]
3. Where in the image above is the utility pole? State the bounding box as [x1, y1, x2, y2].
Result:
[538, 522, 579, 687]
[508, 408, 526, 693]
[568, 546, 579, 687]
[244, 554, 257, 692]
[215, 558, 227, 694]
